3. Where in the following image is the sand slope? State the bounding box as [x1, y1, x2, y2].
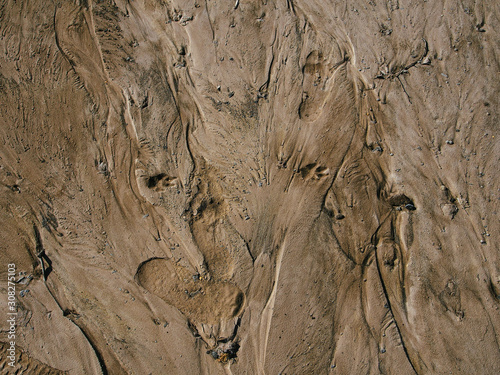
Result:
[1, 0, 499, 373]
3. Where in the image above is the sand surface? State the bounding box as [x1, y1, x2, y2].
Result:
[1, 0, 499, 373]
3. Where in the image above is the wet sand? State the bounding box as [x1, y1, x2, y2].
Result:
[0, 1, 499, 373]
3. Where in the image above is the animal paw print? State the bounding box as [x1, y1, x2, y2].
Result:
[146, 173, 178, 192]
[299, 163, 330, 181]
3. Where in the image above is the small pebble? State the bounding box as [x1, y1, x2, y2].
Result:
[405, 203, 416, 211]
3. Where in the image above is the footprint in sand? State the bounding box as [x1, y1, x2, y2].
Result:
[136, 258, 244, 324]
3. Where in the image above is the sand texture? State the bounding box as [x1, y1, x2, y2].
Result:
[1, 0, 499, 373]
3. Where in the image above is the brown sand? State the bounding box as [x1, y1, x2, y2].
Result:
[0, 0, 499, 373]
